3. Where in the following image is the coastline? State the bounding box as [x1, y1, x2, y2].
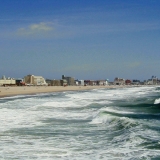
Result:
[0, 85, 128, 98]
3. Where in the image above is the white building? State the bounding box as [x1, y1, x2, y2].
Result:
[75, 80, 84, 86]
[0, 75, 16, 86]
[145, 76, 158, 85]
[97, 80, 108, 85]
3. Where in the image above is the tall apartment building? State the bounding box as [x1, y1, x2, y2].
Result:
[62, 75, 75, 86]
[24, 75, 47, 86]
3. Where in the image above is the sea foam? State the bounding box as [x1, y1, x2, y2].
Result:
[154, 98, 160, 104]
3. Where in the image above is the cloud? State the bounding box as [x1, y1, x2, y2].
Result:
[17, 22, 53, 36]
[29, 23, 53, 31]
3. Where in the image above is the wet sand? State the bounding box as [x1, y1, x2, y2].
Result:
[0, 85, 122, 98]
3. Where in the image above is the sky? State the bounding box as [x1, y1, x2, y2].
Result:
[0, 0, 160, 81]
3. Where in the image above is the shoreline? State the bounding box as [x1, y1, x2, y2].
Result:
[0, 85, 156, 99]
[0, 85, 129, 98]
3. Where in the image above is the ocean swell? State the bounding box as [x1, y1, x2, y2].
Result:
[0, 86, 160, 159]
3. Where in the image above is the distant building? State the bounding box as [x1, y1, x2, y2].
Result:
[132, 80, 141, 85]
[114, 77, 125, 85]
[46, 78, 67, 86]
[62, 75, 75, 86]
[51, 80, 61, 86]
[91, 80, 97, 85]
[146, 79, 153, 85]
[16, 79, 25, 86]
[125, 79, 132, 85]
[84, 80, 97, 86]
[75, 80, 84, 86]
[45, 79, 52, 86]
[157, 79, 160, 85]
[152, 76, 158, 85]
[145, 76, 158, 85]
[60, 79, 67, 86]
[24, 75, 47, 86]
[0, 75, 16, 86]
[75, 80, 79, 85]
[97, 80, 109, 85]
[84, 80, 90, 86]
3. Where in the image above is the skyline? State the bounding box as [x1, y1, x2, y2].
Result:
[0, 0, 160, 81]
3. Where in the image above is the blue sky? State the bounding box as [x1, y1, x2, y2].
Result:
[0, 0, 160, 81]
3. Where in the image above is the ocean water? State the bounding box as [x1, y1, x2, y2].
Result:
[0, 86, 160, 160]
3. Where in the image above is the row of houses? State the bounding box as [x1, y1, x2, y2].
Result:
[0, 74, 159, 87]
[0, 74, 109, 87]
[113, 76, 160, 85]
[46, 75, 109, 86]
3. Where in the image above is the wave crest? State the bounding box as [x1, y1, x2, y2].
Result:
[154, 98, 160, 104]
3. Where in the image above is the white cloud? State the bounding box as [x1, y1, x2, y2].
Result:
[29, 22, 52, 31]
[17, 22, 53, 36]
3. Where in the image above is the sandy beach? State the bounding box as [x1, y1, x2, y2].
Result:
[0, 85, 123, 98]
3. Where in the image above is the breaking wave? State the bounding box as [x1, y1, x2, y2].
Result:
[0, 86, 160, 159]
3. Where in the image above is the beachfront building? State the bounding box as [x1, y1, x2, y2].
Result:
[51, 80, 61, 86]
[16, 79, 25, 86]
[84, 80, 90, 86]
[145, 79, 152, 85]
[75, 80, 84, 86]
[132, 80, 141, 85]
[97, 80, 109, 85]
[84, 80, 97, 86]
[75, 80, 79, 85]
[46, 78, 67, 86]
[62, 75, 75, 86]
[125, 79, 132, 85]
[45, 79, 52, 86]
[60, 79, 67, 86]
[157, 79, 160, 85]
[0, 75, 16, 86]
[151, 76, 158, 85]
[114, 77, 125, 85]
[145, 76, 158, 85]
[24, 75, 47, 86]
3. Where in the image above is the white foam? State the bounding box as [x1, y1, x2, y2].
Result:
[154, 98, 160, 104]
[100, 107, 135, 114]
[0, 86, 160, 159]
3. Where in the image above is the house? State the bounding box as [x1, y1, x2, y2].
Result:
[16, 79, 25, 86]
[84, 80, 90, 86]
[84, 80, 97, 86]
[125, 79, 132, 85]
[145, 76, 158, 85]
[132, 80, 141, 85]
[90, 80, 97, 85]
[114, 77, 125, 85]
[60, 79, 67, 86]
[75, 80, 84, 86]
[152, 76, 158, 85]
[51, 80, 61, 86]
[97, 80, 108, 85]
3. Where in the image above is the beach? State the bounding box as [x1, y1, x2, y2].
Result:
[0, 85, 123, 98]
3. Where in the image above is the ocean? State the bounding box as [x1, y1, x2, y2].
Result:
[0, 86, 160, 160]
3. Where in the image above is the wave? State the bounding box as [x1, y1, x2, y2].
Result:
[90, 107, 138, 130]
[154, 98, 160, 104]
[89, 106, 160, 134]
